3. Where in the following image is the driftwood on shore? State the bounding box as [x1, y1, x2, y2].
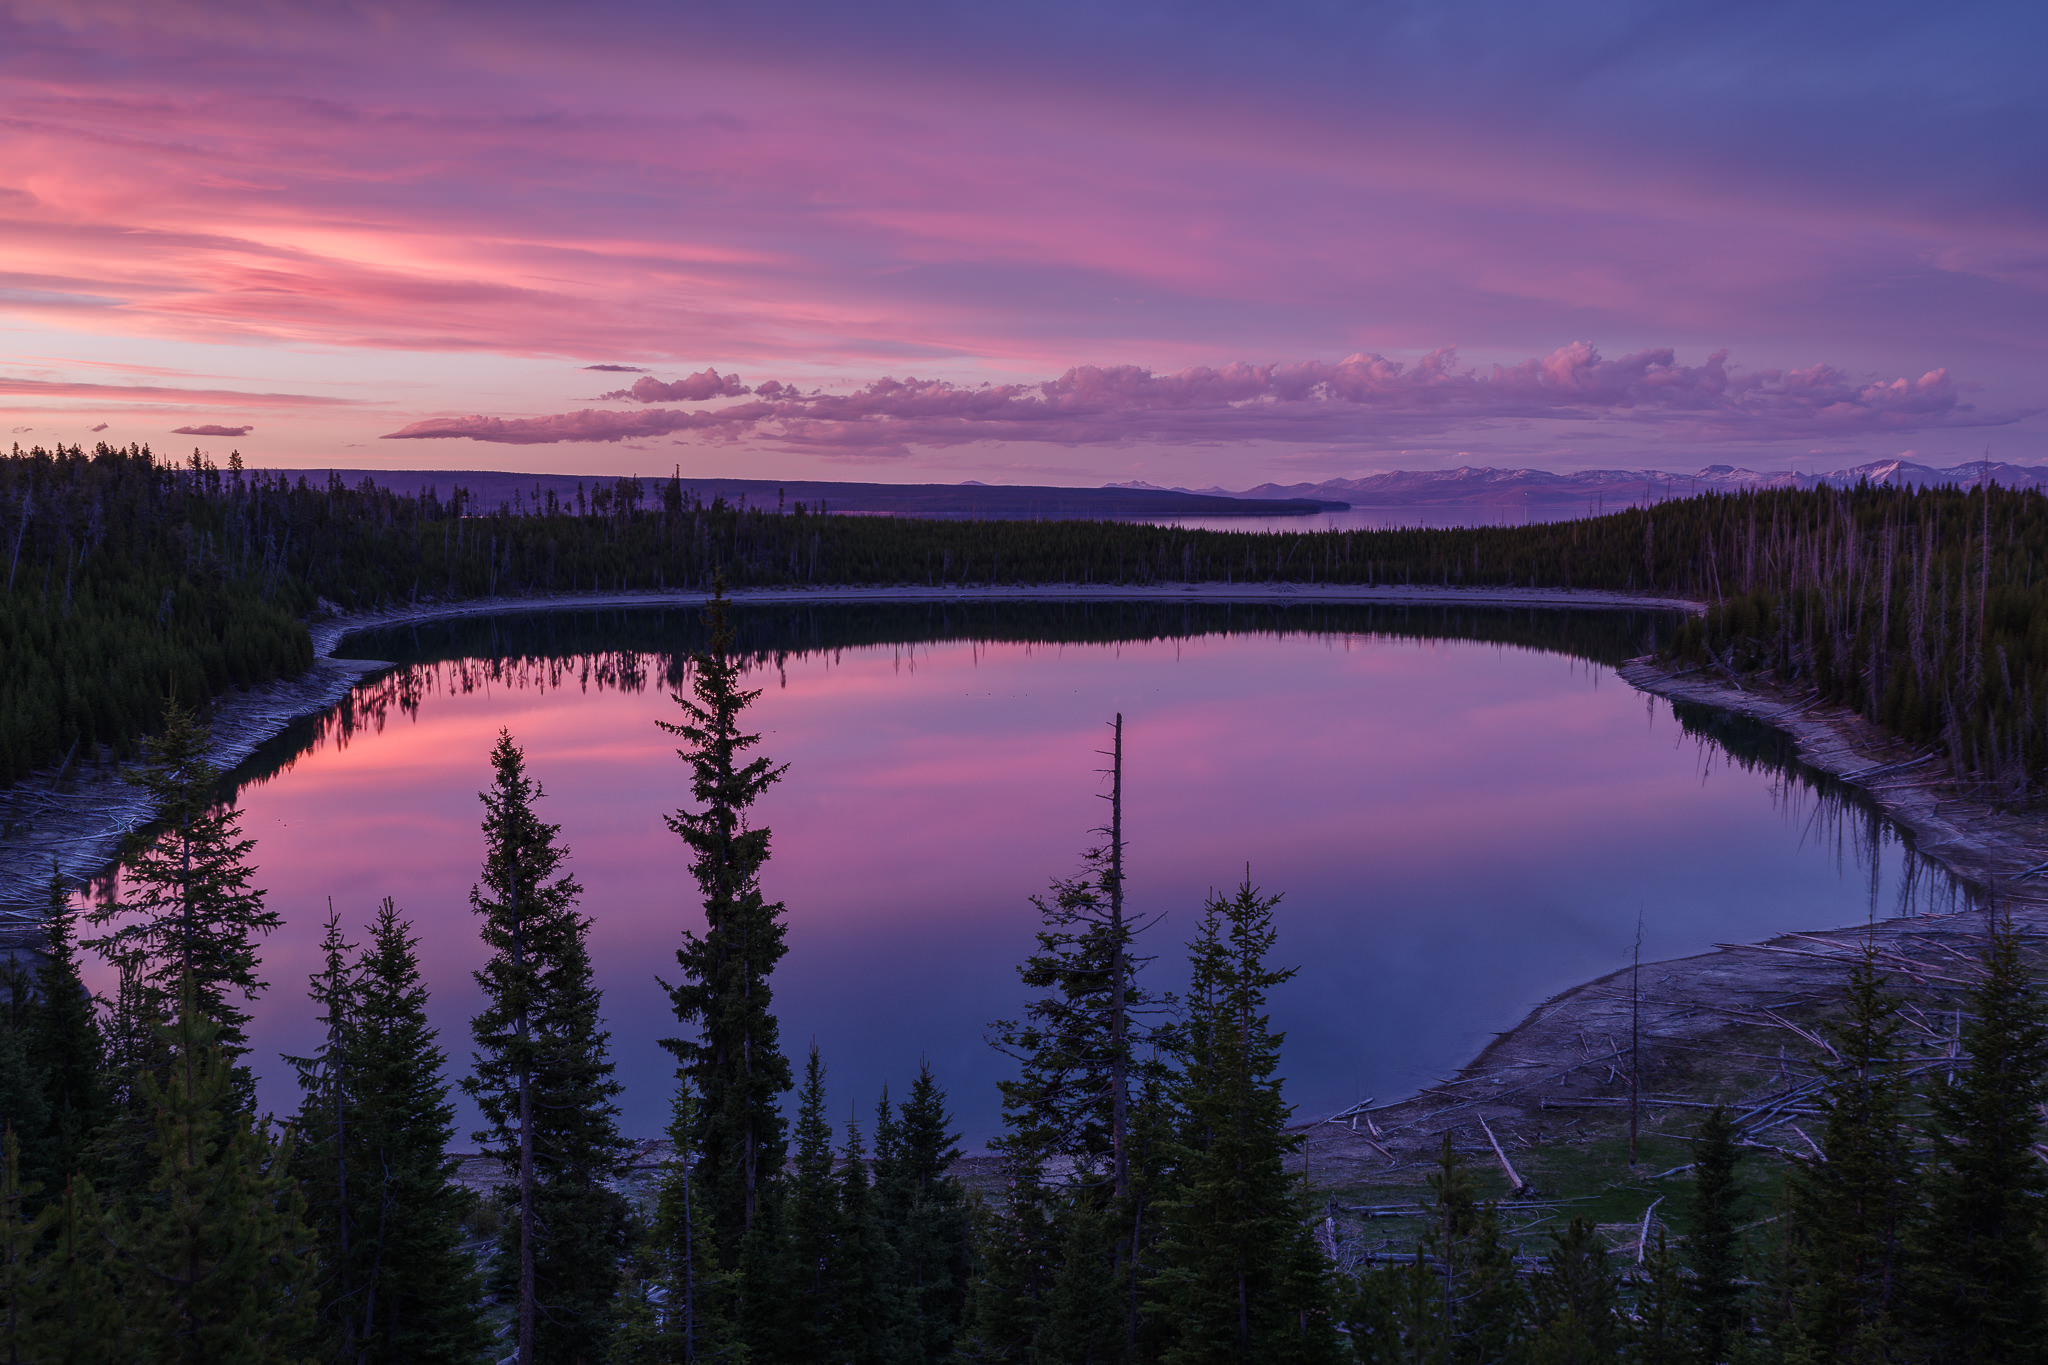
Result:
[1293, 657, 2048, 1195]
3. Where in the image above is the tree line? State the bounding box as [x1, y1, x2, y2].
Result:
[8, 442, 2047, 795]
[0, 586, 2046, 1360]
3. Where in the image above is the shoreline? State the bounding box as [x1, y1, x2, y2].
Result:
[0, 581, 1700, 919]
[1299, 660, 2048, 1177]
[15, 582, 2037, 1168]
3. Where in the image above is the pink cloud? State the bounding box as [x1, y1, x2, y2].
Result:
[382, 344, 2017, 451]
[602, 368, 749, 402]
[171, 422, 251, 436]
[384, 406, 768, 445]
[0, 375, 351, 405]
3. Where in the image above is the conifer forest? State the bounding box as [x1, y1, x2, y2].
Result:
[5, 443, 2048, 1362]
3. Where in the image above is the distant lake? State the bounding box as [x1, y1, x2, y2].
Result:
[186, 600, 1966, 1142]
[1157, 500, 1667, 534]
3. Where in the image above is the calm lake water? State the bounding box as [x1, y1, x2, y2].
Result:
[180, 601, 1965, 1142]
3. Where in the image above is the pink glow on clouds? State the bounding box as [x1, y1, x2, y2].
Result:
[0, 1, 2042, 476]
[382, 345, 2005, 454]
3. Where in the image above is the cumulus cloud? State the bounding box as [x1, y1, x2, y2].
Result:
[601, 368, 750, 402]
[583, 364, 647, 372]
[383, 345, 2020, 451]
[172, 423, 253, 436]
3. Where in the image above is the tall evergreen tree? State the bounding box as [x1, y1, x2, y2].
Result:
[25, 865, 109, 1199]
[294, 899, 485, 1365]
[0, 982, 54, 1196]
[835, 1106, 898, 1365]
[1683, 1105, 1745, 1364]
[1148, 878, 1339, 1365]
[988, 819, 1161, 1184]
[983, 733, 1170, 1359]
[288, 908, 359, 1358]
[464, 731, 629, 1365]
[1629, 1228, 1698, 1365]
[1524, 1217, 1620, 1364]
[1347, 1138, 1523, 1365]
[82, 703, 279, 1088]
[956, 1153, 1059, 1363]
[1912, 916, 2048, 1364]
[780, 1045, 841, 1363]
[0, 1130, 59, 1362]
[1781, 953, 1918, 1361]
[886, 1062, 971, 1364]
[639, 1083, 744, 1365]
[109, 991, 319, 1364]
[662, 585, 793, 1258]
[1036, 1198, 1126, 1365]
[29, 1171, 121, 1363]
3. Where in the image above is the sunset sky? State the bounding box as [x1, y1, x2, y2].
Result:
[2, 0, 2042, 488]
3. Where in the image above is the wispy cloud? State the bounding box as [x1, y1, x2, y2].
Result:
[171, 423, 252, 436]
[384, 344, 2017, 453]
[0, 376, 350, 406]
[583, 364, 647, 372]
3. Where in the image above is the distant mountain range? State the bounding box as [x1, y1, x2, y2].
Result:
[1114, 458, 2048, 508]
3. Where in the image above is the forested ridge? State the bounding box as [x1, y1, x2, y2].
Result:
[8, 442, 2048, 797]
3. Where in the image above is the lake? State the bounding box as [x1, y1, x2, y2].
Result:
[178, 599, 1966, 1143]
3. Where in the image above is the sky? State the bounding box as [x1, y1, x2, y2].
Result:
[2, 0, 2043, 489]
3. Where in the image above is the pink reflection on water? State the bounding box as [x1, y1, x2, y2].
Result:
[136, 631, 1950, 1142]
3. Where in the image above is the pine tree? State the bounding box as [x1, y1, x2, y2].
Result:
[0, 1130, 58, 1362]
[464, 730, 629, 1365]
[1684, 1105, 1745, 1363]
[988, 826, 1161, 1183]
[288, 907, 359, 1358]
[31, 1173, 122, 1363]
[0, 994, 54, 1197]
[1148, 878, 1339, 1365]
[109, 990, 319, 1364]
[1782, 952, 1917, 1361]
[295, 899, 485, 1365]
[834, 1107, 898, 1365]
[1525, 1218, 1620, 1364]
[25, 865, 109, 1199]
[1347, 1138, 1523, 1365]
[1628, 1228, 1698, 1365]
[1912, 916, 2048, 1363]
[888, 1061, 970, 1364]
[662, 585, 793, 1259]
[642, 1084, 745, 1365]
[984, 733, 1169, 1359]
[1037, 1198, 1125, 1365]
[780, 1045, 840, 1362]
[83, 703, 279, 1093]
[956, 1155, 1059, 1363]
